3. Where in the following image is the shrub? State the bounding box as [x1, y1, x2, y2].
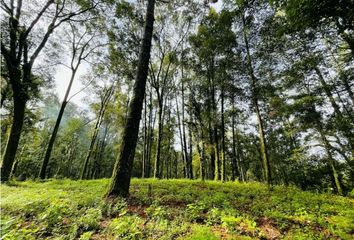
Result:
[107, 216, 143, 240]
[78, 208, 102, 230]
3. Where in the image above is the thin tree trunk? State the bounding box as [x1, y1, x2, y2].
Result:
[196, 128, 206, 180]
[106, 0, 155, 198]
[154, 98, 163, 178]
[220, 84, 226, 182]
[82, 85, 114, 179]
[188, 115, 193, 179]
[9, 145, 25, 179]
[315, 67, 354, 149]
[146, 88, 154, 178]
[176, 96, 186, 177]
[242, 13, 271, 185]
[210, 61, 220, 181]
[214, 124, 220, 180]
[180, 47, 189, 178]
[95, 124, 108, 179]
[39, 68, 77, 179]
[255, 102, 271, 184]
[208, 120, 215, 180]
[318, 125, 343, 195]
[231, 99, 240, 181]
[142, 94, 147, 178]
[181, 76, 189, 178]
[81, 118, 101, 180]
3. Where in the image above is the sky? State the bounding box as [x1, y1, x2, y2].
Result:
[54, 61, 88, 107]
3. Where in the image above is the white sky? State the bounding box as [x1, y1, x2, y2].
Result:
[53, 61, 89, 107]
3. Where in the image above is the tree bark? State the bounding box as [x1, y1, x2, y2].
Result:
[145, 88, 154, 178]
[231, 98, 240, 181]
[220, 84, 226, 182]
[142, 94, 147, 178]
[176, 96, 186, 177]
[153, 98, 163, 178]
[1, 96, 26, 182]
[208, 120, 215, 180]
[188, 115, 193, 179]
[106, 0, 155, 198]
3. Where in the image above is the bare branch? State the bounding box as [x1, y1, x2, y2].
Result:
[1, 0, 12, 14]
[23, 0, 54, 39]
[67, 77, 95, 103]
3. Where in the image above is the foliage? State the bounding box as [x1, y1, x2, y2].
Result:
[1, 179, 353, 239]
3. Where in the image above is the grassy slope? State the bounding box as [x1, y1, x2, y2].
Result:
[0, 179, 353, 240]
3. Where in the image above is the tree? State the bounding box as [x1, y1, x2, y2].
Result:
[189, 8, 237, 180]
[39, 22, 100, 179]
[106, 0, 156, 198]
[273, 0, 354, 55]
[81, 82, 115, 179]
[0, 0, 96, 182]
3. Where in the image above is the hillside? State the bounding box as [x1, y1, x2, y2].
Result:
[1, 179, 353, 239]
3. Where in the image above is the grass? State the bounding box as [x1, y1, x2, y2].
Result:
[1, 178, 353, 239]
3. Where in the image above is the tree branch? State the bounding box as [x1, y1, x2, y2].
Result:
[23, 0, 54, 39]
[15, 0, 22, 20]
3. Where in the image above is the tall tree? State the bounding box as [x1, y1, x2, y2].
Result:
[106, 0, 155, 198]
[0, 0, 96, 182]
[81, 83, 115, 179]
[39, 23, 99, 179]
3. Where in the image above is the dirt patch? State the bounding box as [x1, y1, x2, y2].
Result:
[127, 204, 148, 218]
[257, 217, 281, 239]
[211, 225, 234, 239]
[162, 199, 187, 208]
[91, 233, 109, 240]
[99, 219, 111, 229]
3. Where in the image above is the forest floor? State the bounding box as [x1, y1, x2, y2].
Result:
[1, 179, 353, 240]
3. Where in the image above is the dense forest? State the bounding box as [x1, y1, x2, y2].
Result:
[1, 0, 354, 239]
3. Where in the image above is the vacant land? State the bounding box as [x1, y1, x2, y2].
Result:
[1, 179, 353, 239]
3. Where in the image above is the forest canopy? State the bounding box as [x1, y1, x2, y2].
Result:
[1, 0, 353, 193]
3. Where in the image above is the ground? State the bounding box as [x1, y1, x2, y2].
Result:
[1, 179, 353, 239]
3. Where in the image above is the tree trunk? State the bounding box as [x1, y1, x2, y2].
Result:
[255, 101, 271, 185]
[317, 125, 343, 195]
[81, 86, 112, 180]
[39, 68, 77, 179]
[231, 99, 240, 181]
[208, 121, 215, 180]
[146, 88, 154, 178]
[314, 67, 354, 150]
[1, 96, 26, 182]
[176, 96, 186, 177]
[142, 94, 147, 178]
[220, 84, 226, 182]
[106, 0, 155, 198]
[81, 117, 101, 180]
[181, 79, 189, 178]
[187, 112, 193, 179]
[95, 124, 108, 179]
[213, 127, 220, 181]
[196, 128, 206, 180]
[154, 98, 163, 178]
[242, 13, 271, 185]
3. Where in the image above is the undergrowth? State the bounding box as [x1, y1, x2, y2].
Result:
[1, 179, 353, 239]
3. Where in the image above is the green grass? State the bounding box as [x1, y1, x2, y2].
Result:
[1, 179, 353, 239]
